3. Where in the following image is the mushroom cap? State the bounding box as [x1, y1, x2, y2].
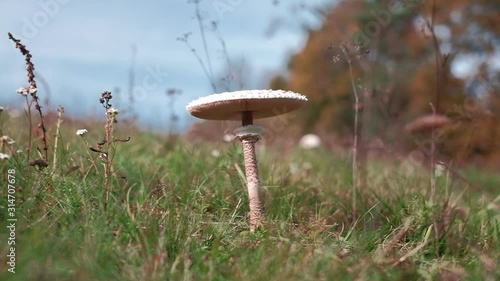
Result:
[186, 89, 307, 120]
[404, 114, 451, 132]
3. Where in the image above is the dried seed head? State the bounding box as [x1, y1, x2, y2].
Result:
[29, 158, 49, 168]
[100, 153, 108, 162]
[115, 136, 131, 143]
[101, 91, 112, 100]
[89, 147, 104, 153]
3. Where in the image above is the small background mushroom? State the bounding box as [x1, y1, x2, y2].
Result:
[404, 114, 451, 133]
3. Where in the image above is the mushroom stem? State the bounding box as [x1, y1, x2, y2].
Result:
[240, 135, 263, 232]
[242, 111, 253, 126]
[234, 125, 265, 231]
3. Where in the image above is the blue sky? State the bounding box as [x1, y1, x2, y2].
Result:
[0, 0, 333, 131]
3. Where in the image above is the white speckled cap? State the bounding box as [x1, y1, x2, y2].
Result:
[186, 89, 307, 120]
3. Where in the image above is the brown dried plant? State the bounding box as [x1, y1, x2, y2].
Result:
[8, 32, 49, 168]
[89, 91, 130, 210]
[52, 106, 64, 170]
[333, 41, 369, 220]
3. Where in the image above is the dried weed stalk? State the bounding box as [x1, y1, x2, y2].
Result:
[336, 41, 369, 220]
[100, 91, 115, 210]
[52, 106, 64, 170]
[92, 91, 130, 210]
[8, 32, 49, 167]
[419, 0, 451, 257]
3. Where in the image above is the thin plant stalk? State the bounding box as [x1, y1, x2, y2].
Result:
[80, 136, 99, 182]
[421, 0, 447, 113]
[430, 103, 437, 204]
[95, 91, 128, 211]
[98, 91, 116, 211]
[52, 106, 64, 170]
[419, 0, 450, 195]
[36, 71, 52, 111]
[212, 22, 244, 91]
[104, 111, 114, 211]
[420, 0, 449, 204]
[9, 32, 49, 162]
[178, 1, 217, 92]
[179, 36, 216, 92]
[419, 2, 451, 256]
[194, 1, 215, 87]
[429, 102, 440, 257]
[128, 45, 137, 119]
[341, 43, 360, 219]
[24, 96, 33, 161]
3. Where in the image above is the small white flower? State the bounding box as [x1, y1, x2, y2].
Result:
[0, 153, 10, 160]
[29, 86, 38, 94]
[16, 149, 23, 154]
[17, 87, 28, 96]
[16, 86, 37, 96]
[299, 134, 321, 149]
[434, 161, 446, 177]
[107, 107, 119, 115]
[223, 133, 235, 142]
[0, 136, 15, 145]
[211, 149, 221, 158]
[76, 129, 88, 136]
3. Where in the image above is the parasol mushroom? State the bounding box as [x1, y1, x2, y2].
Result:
[404, 114, 451, 133]
[186, 89, 307, 231]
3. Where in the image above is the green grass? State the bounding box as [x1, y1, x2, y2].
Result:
[0, 118, 499, 281]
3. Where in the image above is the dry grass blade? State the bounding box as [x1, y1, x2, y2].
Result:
[393, 224, 433, 266]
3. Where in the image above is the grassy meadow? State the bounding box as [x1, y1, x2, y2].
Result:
[0, 109, 499, 281]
